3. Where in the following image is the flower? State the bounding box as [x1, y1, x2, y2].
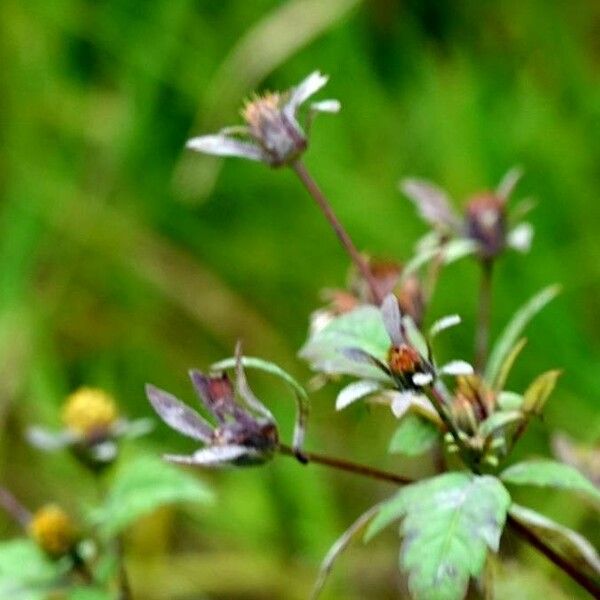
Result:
[401, 167, 534, 261]
[27, 387, 152, 470]
[28, 504, 78, 558]
[186, 71, 340, 167]
[341, 295, 473, 405]
[146, 346, 279, 467]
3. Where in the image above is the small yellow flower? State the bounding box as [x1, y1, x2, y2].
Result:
[29, 504, 77, 557]
[62, 387, 118, 437]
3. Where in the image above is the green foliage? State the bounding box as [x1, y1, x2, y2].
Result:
[366, 473, 511, 600]
[0, 539, 66, 600]
[388, 414, 439, 456]
[485, 285, 560, 385]
[522, 370, 562, 415]
[68, 587, 113, 600]
[211, 355, 308, 400]
[509, 504, 600, 580]
[91, 455, 213, 537]
[299, 306, 390, 380]
[501, 460, 600, 508]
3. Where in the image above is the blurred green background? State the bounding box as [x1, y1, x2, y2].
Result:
[1, 0, 599, 598]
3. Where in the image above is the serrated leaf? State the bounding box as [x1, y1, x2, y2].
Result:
[335, 379, 382, 410]
[0, 539, 65, 600]
[388, 414, 439, 456]
[501, 459, 600, 508]
[299, 305, 390, 381]
[211, 355, 307, 399]
[509, 504, 600, 579]
[365, 473, 511, 600]
[91, 455, 214, 537]
[485, 285, 560, 385]
[493, 338, 527, 391]
[522, 370, 561, 415]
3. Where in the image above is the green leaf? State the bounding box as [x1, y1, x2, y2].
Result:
[388, 414, 439, 456]
[366, 473, 511, 600]
[211, 355, 307, 399]
[493, 337, 527, 391]
[91, 454, 214, 537]
[402, 316, 429, 358]
[522, 370, 561, 415]
[501, 459, 600, 508]
[299, 305, 390, 381]
[0, 539, 65, 600]
[497, 391, 524, 411]
[485, 285, 560, 385]
[68, 587, 113, 600]
[509, 504, 600, 579]
[442, 238, 479, 264]
[478, 411, 523, 440]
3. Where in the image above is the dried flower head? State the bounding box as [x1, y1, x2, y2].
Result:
[401, 167, 534, 261]
[28, 504, 77, 558]
[27, 387, 152, 469]
[187, 71, 340, 167]
[146, 346, 279, 467]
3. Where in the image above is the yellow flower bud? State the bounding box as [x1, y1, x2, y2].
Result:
[62, 387, 118, 437]
[29, 504, 77, 557]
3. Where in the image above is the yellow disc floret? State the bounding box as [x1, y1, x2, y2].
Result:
[29, 504, 77, 557]
[62, 387, 118, 437]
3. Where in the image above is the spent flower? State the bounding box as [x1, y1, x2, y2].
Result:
[401, 167, 534, 262]
[146, 345, 279, 467]
[187, 71, 340, 167]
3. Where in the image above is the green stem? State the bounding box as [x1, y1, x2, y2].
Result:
[291, 160, 383, 304]
[475, 260, 493, 372]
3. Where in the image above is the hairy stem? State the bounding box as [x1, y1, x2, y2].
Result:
[280, 444, 597, 596]
[278, 443, 412, 485]
[291, 160, 383, 304]
[475, 260, 493, 372]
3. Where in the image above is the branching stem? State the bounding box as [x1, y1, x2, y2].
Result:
[279, 444, 599, 596]
[291, 160, 383, 304]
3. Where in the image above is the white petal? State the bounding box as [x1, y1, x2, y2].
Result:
[286, 71, 329, 113]
[186, 134, 264, 161]
[26, 427, 76, 451]
[164, 445, 250, 467]
[310, 99, 341, 113]
[507, 222, 534, 253]
[412, 372, 434, 386]
[336, 380, 382, 411]
[440, 360, 474, 376]
[429, 314, 461, 337]
[390, 391, 431, 418]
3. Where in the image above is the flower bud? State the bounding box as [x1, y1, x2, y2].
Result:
[465, 193, 506, 259]
[28, 504, 77, 558]
[388, 344, 422, 377]
[451, 375, 496, 435]
[62, 387, 118, 439]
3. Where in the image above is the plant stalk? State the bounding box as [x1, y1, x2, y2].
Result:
[279, 444, 599, 596]
[475, 260, 493, 372]
[278, 443, 412, 485]
[291, 160, 383, 304]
